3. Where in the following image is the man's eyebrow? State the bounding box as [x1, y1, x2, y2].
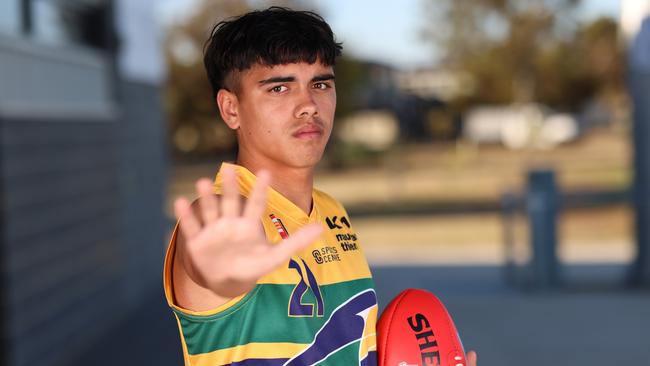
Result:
[258, 76, 295, 85]
[312, 73, 335, 82]
[257, 73, 335, 85]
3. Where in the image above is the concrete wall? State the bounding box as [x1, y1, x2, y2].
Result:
[0, 26, 166, 366]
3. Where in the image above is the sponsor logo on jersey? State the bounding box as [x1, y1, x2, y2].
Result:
[326, 216, 351, 230]
[336, 233, 359, 252]
[270, 213, 289, 239]
[312, 246, 341, 264]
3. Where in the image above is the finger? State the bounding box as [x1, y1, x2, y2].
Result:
[263, 224, 323, 271]
[197, 178, 219, 223]
[174, 197, 202, 242]
[220, 165, 241, 218]
[467, 350, 477, 366]
[243, 170, 270, 220]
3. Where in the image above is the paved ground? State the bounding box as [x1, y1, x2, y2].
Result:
[73, 263, 650, 366]
[373, 264, 650, 366]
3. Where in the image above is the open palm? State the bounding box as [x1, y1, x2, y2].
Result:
[173, 165, 323, 298]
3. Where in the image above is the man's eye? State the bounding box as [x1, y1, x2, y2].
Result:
[269, 85, 287, 93]
[314, 82, 331, 90]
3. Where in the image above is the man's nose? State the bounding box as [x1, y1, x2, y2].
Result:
[294, 89, 318, 118]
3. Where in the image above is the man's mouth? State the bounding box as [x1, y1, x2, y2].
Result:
[292, 124, 324, 140]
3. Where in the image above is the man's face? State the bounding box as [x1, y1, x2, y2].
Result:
[230, 61, 336, 169]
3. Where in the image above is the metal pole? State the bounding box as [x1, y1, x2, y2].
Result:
[20, 0, 32, 36]
[526, 169, 559, 288]
[628, 16, 650, 287]
[629, 70, 650, 286]
[501, 191, 518, 285]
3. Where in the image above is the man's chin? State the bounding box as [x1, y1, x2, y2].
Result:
[286, 150, 326, 169]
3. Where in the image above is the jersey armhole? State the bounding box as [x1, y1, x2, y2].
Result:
[163, 221, 259, 320]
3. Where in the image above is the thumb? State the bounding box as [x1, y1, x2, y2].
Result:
[264, 224, 323, 271]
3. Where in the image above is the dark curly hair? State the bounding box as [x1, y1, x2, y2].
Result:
[203, 6, 343, 97]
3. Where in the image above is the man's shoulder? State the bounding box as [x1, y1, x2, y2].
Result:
[313, 188, 347, 212]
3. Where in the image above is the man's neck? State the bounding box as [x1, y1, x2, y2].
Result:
[236, 156, 314, 215]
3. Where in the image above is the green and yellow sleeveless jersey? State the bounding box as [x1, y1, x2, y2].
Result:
[164, 163, 378, 366]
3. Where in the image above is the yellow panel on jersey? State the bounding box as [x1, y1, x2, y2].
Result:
[187, 342, 307, 366]
[163, 163, 378, 366]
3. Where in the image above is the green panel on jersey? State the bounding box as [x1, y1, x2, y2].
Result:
[175, 278, 374, 355]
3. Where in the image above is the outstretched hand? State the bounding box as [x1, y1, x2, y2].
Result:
[173, 165, 323, 298]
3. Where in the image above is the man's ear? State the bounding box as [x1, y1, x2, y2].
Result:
[216, 89, 240, 130]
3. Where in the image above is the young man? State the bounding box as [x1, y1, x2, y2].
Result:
[165, 7, 477, 366]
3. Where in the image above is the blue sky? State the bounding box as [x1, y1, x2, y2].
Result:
[157, 0, 620, 70]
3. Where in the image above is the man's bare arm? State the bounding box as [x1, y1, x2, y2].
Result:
[171, 165, 323, 311]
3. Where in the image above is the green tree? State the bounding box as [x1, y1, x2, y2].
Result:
[422, 0, 615, 109]
[534, 17, 625, 110]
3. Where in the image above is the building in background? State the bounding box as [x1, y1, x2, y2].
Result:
[0, 1, 167, 365]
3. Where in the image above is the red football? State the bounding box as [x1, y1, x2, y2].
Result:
[377, 289, 466, 366]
